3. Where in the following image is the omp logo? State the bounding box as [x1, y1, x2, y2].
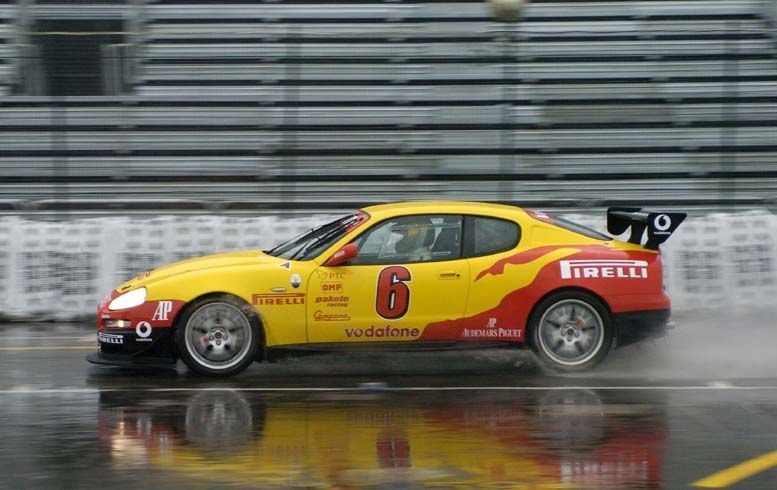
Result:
[560, 260, 648, 279]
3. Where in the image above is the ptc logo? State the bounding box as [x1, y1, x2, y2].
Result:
[653, 214, 672, 233]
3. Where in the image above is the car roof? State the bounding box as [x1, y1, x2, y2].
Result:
[360, 201, 527, 220]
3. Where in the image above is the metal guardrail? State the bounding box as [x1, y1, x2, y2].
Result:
[1, 151, 775, 178]
[0, 178, 775, 208]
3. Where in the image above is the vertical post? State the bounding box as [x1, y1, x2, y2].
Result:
[498, 23, 511, 201]
[281, 24, 300, 214]
[52, 95, 68, 221]
[487, 0, 528, 204]
[719, 18, 739, 211]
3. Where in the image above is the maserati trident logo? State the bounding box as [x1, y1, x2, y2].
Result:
[560, 259, 648, 280]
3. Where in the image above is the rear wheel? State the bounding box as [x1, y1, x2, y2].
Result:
[529, 291, 613, 372]
[175, 295, 261, 377]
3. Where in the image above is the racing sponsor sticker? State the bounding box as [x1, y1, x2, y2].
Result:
[321, 282, 344, 292]
[316, 270, 345, 281]
[135, 321, 153, 342]
[560, 259, 648, 280]
[313, 310, 351, 322]
[98, 332, 123, 345]
[252, 293, 305, 306]
[653, 214, 672, 234]
[344, 325, 420, 339]
[315, 295, 349, 308]
[152, 301, 173, 321]
[462, 328, 521, 338]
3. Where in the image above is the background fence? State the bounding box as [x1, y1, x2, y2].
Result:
[0, 0, 776, 217]
[0, 210, 774, 320]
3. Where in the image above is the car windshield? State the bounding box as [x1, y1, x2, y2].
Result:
[265, 213, 363, 261]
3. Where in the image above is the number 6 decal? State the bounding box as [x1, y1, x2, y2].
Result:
[376, 266, 412, 320]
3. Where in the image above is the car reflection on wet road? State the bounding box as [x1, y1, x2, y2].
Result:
[0, 322, 776, 489]
[95, 388, 666, 489]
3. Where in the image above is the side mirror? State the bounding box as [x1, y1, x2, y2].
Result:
[324, 243, 357, 267]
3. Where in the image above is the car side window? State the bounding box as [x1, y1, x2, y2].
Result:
[470, 216, 521, 256]
[350, 215, 463, 265]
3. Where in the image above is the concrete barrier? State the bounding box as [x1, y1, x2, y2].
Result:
[1, 211, 774, 320]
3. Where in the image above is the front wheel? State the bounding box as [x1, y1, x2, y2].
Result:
[175, 295, 261, 377]
[528, 291, 613, 372]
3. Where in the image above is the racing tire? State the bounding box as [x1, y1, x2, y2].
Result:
[175, 294, 262, 377]
[528, 291, 613, 372]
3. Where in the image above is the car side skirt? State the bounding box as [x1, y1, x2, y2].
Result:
[269, 340, 522, 353]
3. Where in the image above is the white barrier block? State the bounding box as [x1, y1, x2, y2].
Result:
[720, 211, 777, 310]
[111, 217, 171, 287]
[662, 215, 728, 311]
[1, 210, 775, 319]
[0, 217, 19, 318]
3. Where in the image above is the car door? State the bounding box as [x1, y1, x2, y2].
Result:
[461, 215, 526, 340]
[306, 215, 470, 344]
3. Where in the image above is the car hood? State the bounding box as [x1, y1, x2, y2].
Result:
[115, 250, 286, 293]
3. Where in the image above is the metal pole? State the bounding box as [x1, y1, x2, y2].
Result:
[719, 18, 739, 212]
[281, 24, 300, 214]
[487, 0, 528, 204]
[498, 23, 513, 202]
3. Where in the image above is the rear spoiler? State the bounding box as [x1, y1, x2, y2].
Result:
[607, 207, 686, 250]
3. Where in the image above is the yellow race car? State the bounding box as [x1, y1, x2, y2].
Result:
[88, 201, 685, 376]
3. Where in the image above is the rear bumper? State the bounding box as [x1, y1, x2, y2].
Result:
[613, 308, 672, 347]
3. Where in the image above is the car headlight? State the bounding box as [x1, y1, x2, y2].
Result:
[108, 288, 147, 311]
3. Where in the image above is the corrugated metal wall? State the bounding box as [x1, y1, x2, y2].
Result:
[0, 0, 776, 216]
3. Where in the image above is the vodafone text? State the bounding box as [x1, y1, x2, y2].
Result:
[344, 325, 420, 339]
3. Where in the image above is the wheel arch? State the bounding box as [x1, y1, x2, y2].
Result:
[172, 291, 267, 360]
[526, 286, 613, 340]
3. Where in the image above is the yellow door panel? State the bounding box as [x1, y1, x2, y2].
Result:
[306, 260, 470, 343]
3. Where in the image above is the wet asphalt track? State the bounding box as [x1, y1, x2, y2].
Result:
[1, 315, 776, 489]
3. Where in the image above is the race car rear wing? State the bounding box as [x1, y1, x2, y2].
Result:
[607, 207, 687, 250]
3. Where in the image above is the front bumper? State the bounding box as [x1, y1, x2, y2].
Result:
[96, 326, 175, 354]
[90, 325, 178, 367]
[92, 290, 186, 366]
[87, 350, 177, 369]
[613, 308, 672, 347]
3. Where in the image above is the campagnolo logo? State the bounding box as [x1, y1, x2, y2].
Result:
[560, 260, 648, 279]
